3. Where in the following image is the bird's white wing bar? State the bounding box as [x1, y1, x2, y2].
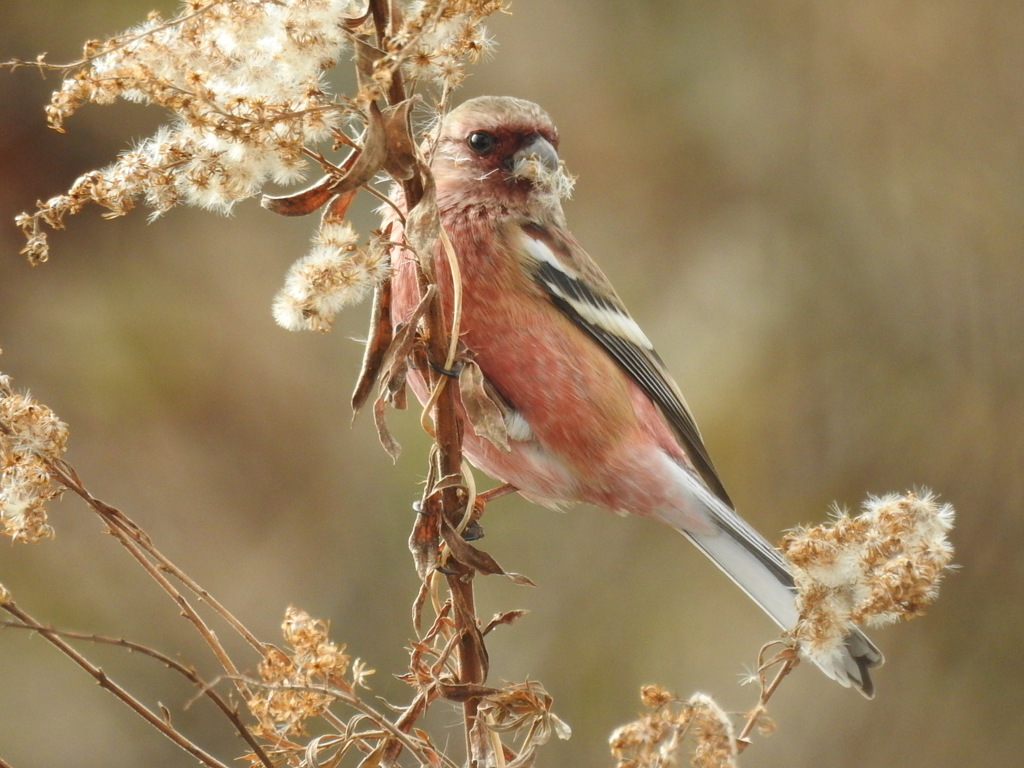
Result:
[520, 229, 733, 506]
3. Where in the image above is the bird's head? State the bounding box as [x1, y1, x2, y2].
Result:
[429, 96, 573, 218]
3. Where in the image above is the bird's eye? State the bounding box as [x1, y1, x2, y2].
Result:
[467, 130, 497, 155]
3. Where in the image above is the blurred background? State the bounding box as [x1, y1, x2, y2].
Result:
[1, 0, 1021, 765]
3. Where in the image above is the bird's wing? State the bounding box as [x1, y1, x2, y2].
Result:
[517, 222, 733, 507]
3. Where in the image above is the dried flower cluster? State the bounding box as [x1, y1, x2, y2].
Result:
[248, 606, 371, 738]
[12, 0, 508, 316]
[0, 373, 68, 542]
[609, 685, 737, 768]
[387, 0, 502, 90]
[12, 0, 510, 350]
[477, 681, 573, 767]
[272, 221, 389, 332]
[16, 0, 372, 263]
[782, 490, 956, 671]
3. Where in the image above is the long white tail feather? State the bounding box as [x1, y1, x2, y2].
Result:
[657, 468, 883, 697]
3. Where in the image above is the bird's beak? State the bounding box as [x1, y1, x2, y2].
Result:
[509, 134, 560, 177]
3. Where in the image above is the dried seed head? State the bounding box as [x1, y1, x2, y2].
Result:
[782, 490, 956, 670]
[17, 0, 365, 259]
[0, 373, 68, 543]
[610, 687, 737, 768]
[248, 606, 360, 737]
[272, 223, 389, 332]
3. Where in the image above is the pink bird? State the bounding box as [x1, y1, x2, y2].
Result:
[387, 95, 882, 696]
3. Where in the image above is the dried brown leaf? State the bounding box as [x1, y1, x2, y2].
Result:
[366, 283, 435, 456]
[341, 0, 372, 26]
[333, 100, 388, 194]
[373, 393, 402, 461]
[378, 285, 433, 402]
[351, 274, 393, 413]
[409, 500, 441, 582]
[354, 741, 386, 768]
[411, 730, 444, 768]
[382, 97, 420, 181]
[458, 359, 510, 451]
[260, 174, 337, 216]
[438, 681, 502, 702]
[482, 609, 530, 635]
[263, 100, 387, 219]
[353, 37, 384, 96]
[440, 517, 535, 587]
[404, 165, 440, 271]
[321, 188, 359, 225]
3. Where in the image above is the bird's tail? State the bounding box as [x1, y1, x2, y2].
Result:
[659, 474, 884, 697]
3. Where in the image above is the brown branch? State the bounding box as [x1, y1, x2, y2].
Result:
[363, 1, 489, 764]
[44, 459, 262, 701]
[0, 619, 273, 768]
[1, 602, 232, 768]
[735, 644, 800, 752]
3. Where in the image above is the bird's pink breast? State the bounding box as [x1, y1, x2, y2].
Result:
[389, 213, 700, 522]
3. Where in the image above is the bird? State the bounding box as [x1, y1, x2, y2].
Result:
[385, 95, 883, 696]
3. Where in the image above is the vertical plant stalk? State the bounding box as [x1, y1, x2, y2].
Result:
[367, 0, 489, 763]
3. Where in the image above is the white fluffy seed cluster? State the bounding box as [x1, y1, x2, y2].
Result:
[0, 374, 69, 543]
[19, 0, 363, 262]
[386, 0, 501, 89]
[272, 221, 389, 332]
[609, 687, 737, 768]
[782, 490, 956, 668]
[16, 0, 509, 328]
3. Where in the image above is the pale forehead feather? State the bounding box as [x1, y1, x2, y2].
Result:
[442, 96, 557, 139]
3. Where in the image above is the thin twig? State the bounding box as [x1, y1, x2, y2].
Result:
[237, 678, 458, 768]
[47, 459, 264, 652]
[1, 602, 232, 768]
[1, 619, 274, 768]
[45, 459, 260, 701]
[735, 644, 799, 752]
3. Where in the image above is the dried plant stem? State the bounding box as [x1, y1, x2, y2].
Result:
[243, 680, 451, 767]
[735, 645, 799, 752]
[0, 618, 274, 768]
[45, 459, 261, 701]
[361, 0, 490, 763]
[0, 601, 233, 768]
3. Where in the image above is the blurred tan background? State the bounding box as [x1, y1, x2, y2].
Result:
[2, 1, 1022, 766]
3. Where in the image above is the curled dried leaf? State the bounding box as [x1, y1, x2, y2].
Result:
[262, 101, 386, 218]
[404, 167, 440, 273]
[261, 174, 338, 216]
[458, 359, 511, 452]
[341, 0, 373, 26]
[440, 516, 536, 587]
[321, 188, 359, 226]
[483, 609, 530, 636]
[374, 394, 402, 462]
[332, 100, 388, 194]
[377, 284, 434, 404]
[353, 37, 385, 98]
[352, 277, 394, 413]
[382, 97, 420, 181]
